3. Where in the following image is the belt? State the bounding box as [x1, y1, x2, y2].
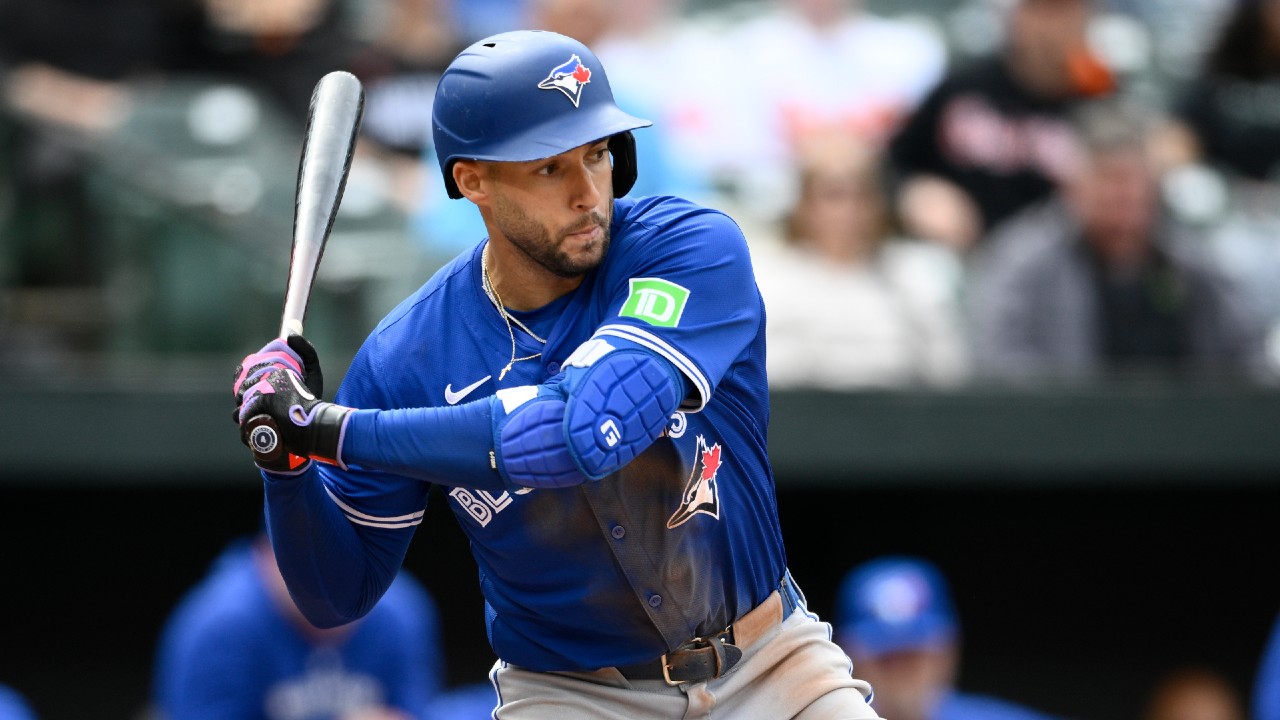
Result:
[614, 574, 801, 685]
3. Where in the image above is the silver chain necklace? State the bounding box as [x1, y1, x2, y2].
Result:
[481, 245, 547, 380]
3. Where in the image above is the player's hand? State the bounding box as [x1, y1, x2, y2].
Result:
[236, 366, 352, 471]
[232, 334, 322, 408]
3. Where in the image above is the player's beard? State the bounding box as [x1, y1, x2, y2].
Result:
[491, 193, 612, 279]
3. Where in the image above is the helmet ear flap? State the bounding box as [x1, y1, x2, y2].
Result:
[609, 132, 639, 197]
[443, 158, 463, 200]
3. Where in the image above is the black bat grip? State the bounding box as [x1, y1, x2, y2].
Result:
[245, 414, 284, 464]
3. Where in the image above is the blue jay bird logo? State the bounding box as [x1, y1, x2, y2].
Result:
[666, 435, 723, 529]
[538, 54, 593, 107]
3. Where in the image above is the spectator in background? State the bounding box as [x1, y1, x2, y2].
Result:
[1167, 0, 1280, 185]
[0, 0, 173, 360]
[1159, 0, 1280, 370]
[752, 132, 969, 389]
[1255, 610, 1280, 720]
[151, 530, 481, 720]
[444, 0, 531, 41]
[835, 556, 1061, 720]
[966, 98, 1261, 383]
[887, 0, 1115, 252]
[355, 0, 467, 160]
[1143, 667, 1245, 720]
[160, 0, 366, 125]
[709, 0, 948, 222]
[0, 685, 36, 720]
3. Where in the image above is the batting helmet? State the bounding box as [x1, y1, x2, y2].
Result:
[432, 30, 652, 199]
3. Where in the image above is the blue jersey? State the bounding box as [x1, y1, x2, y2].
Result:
[153, 539, 442, 720]
[0, 686, 36, 720]
[299, 194, 786, 672]
[1257, 611, 1280, 720]
[935, 692, 1064, 720]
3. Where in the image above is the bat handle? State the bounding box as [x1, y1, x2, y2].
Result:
[281, 318, 304, 340]
[245, 414, 283, 464]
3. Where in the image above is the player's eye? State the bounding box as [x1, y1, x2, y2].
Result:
[536, 162, 558, 176]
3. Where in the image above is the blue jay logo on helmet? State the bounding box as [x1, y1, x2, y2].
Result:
[538, 54, 593, 107]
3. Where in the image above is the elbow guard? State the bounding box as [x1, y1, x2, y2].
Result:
[562, 347, 683, 480]
[494, 344, 684, 488]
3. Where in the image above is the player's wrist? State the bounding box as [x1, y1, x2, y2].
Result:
[303, 402, 352, 468]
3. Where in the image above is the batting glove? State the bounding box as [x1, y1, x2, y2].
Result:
[233, 335, 338, 472]
[232, 334, 323, 405]
[236, 366, 352, 472]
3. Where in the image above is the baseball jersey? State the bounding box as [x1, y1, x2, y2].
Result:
[273, 194, 788, 673]
[152, 539, 442, 720]
[1256, 611, 1280, 720]
[0, 686, 36, 720]
[934, 692, 1062, 720]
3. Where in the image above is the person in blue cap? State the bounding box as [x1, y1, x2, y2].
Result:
[835, 556, 1062, 720]
[151, 530, 473, 720]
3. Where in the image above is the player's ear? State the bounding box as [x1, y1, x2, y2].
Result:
[453, 160, 489, 204]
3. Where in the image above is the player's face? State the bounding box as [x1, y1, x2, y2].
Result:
[484, 139, 614, 279]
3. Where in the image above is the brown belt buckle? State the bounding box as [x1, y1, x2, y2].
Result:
[661, 635, 729, 686]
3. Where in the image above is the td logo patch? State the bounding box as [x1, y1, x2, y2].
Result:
[619, 278, 690, 328]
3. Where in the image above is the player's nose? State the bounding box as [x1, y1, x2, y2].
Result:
[567, 161, 603, 211]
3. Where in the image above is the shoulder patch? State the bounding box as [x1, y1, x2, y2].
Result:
[619, 278, 690, 328]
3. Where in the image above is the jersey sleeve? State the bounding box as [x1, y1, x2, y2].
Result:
[593, 204, 763, 411]
[261, 333, 433, 629]
[328, 333, 437, 525]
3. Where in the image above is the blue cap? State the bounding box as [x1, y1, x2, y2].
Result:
[835, 556, 958, 657]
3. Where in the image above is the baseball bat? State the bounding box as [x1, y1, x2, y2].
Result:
[245, 70, 365, 465]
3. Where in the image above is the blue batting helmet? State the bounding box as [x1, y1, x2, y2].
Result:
[432, 30, 652, 199]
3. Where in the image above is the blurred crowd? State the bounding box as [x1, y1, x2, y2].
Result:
[4, 0, 1280, 388]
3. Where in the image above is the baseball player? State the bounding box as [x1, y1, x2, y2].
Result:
[232, 29, 877, 720]
[152, 531, 448, 720]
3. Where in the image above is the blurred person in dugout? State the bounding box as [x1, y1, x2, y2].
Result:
[1143, 666, 1245, 720]
[0, 685, 36, 720]
[151, 527, 497, 720]
[885, 0, 1116, 253]
[751, 131, 970, 389]
[835, 556, 1061, 720]
[965, 98, 1263, 383]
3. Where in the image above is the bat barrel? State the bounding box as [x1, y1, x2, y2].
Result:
[280, 70, 365, 339]
[248, 71, 364, 466]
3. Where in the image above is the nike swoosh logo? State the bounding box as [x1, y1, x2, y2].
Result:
[286, 370, 316, 401]
[445, 375, 492, 405]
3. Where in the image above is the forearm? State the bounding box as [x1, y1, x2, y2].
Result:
[341, 397, 510, 493]
[262, 465, 414, 628]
